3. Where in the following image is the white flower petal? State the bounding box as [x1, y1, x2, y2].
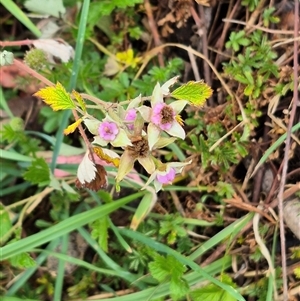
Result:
[101, 148, 120, 158]
[111, 129, 132, 147]
[161, 76, 179, 95]
[115, 150, 135, 183]
[154, 136, 177, 149]
[77, 151, 96, 184]
[169, 100, 188, 114]
[154, 180, 163, 192]
[168, 160, 192, 171]
[128, 94, 142, 109]
[151, 82, 163, 105]
[93, 136, 108, 147]
[138, 157, 155, 174]
[141, 172, 157, 190]
[165, 122, 186, 139]
[84, 119, 100, 135]
[137, 105, 151, 122]
[147, 123, 160, 150]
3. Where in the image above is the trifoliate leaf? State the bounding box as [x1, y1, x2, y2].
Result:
[0, 205, 12, 240]
[23, 158, 50, 185]
[171, 81, 212, 107]
[72, 90, 86, 112]
[149, 254, 187, 282]
[149, 254, 170, 282]
[64, 118, 83, 135]
[34, 82, 75, 111]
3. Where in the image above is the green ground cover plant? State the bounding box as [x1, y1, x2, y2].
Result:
[1, 0, 299, 301]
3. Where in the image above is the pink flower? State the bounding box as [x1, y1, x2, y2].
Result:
[151, 103, 175, 131]
[141, 160, 192, 192]
[156, 167, 176, 184]
[125, 109, 137, 121]
[98, 121, 119, 141]
[125, 108, 137, 131]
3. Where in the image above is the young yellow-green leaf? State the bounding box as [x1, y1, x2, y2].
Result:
[72, 90, 86, 112]
[34, 82, 75, 111]
[294, 267, 300, 279]
[64, 118, 83, 135]
[171, 81, 212, 107]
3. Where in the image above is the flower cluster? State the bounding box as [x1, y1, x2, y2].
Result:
[78, 76, 192, 192]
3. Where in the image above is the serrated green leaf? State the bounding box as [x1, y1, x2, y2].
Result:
[34, 82, 75, 111]
[23, 157, 50, 185]
[171, 81, 212, 107]
[233, 74, 249, 85]
[91, 218, 109, 252]
[170, 277, 190, 300]
[72, 90, 86, 112]
[149, 254, 187, 283]
[9, 252, 36, 268]
[149, 254, 171, 282]
[191, 274, 236, 301]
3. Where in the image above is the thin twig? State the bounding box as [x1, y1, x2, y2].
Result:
[223, 18, 298, 34]
[245, 0, 268, 30]
[277, 1, 299, 300]
[198, 5, 212, 102]
[144, 0, 164, 67]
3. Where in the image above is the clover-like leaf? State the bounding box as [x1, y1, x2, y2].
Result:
[171, 81, 212, 107]
[34, 82, 76, 111]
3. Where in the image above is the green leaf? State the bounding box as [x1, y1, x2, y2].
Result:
[34, 83, 76, 111]
[23, 157, 50, 185]
[0, 205, 12, 240]
[216, 182, 235, 199]
[91, 218, 109, 252]
[191, 274, 237, 301]
[159, 214, 186, 245]
[149, 254, 187, 282]
[171, 81, 212, 107]
[170, 277, 190, 300]
[9, 252, 36, 268]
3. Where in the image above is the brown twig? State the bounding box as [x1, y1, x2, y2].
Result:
[198, 5, 213, 106]
[245, 0, 268, 30]
[214, 0, 239, 67]
[13, 58, 95, 159]
[277, 1, 299, 299]
[144, 0, 164, 67]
